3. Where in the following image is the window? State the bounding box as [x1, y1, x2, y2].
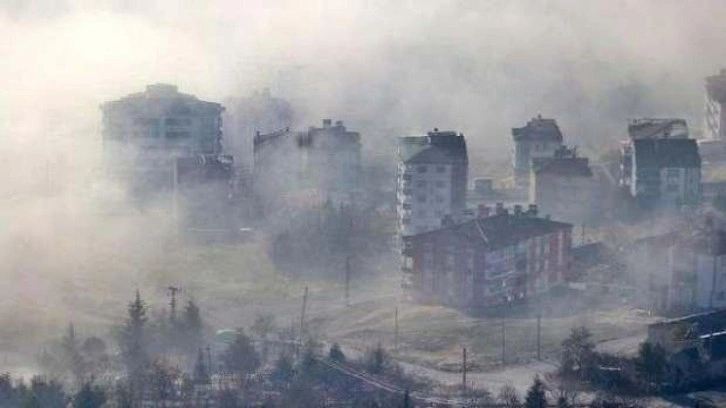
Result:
[402, 188, 412, 195]
[446, 254, 455, 268]
[165, 117, 191, 126]
[417, 195, 427, 203]
[436, 166, 446, 173]
[402, 174, 412, 182]
[424, 254, 434, 269]
[416, 181, 427, 188]
[402, 203, 412, 210]
[435, 196, 444, 203]
[401, 218, 411, 225]
[417, 165, 427, 173]
[166, 131, 191, 139]
[435, 181, 445, 188]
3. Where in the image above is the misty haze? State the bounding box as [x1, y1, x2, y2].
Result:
[5, 1, 726, 407]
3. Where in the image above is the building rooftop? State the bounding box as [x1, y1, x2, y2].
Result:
[632, 138, 701, 169]
[627, 118, 688, 140]
[649, 308, 726, 328]
[404, 211, 571, 250]
[512, 115, 564, 142]
[101, 83, 223, 113]
[532, 147, 592, 177]
[398, 130, 468, 164]
[253, 128, 292, 147]
[254, 119, 360, 149]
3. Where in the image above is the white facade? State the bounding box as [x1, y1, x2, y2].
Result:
[705, 69, 726, 141]
[529, 172, 595, 226]
[397, 162, 455, 236]
[512, 140, 561, 187]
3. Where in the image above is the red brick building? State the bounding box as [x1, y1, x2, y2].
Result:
[401, 205, 573, 309]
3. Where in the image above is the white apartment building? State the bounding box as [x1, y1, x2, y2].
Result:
[397, 130, 468, 236]
[511, 115, 564, 188]
[529, 146, 596, 226]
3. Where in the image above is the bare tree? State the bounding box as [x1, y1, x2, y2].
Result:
[498, 383, 521, 408]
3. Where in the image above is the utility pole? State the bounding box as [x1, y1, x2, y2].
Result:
[167, 286, 181, 323]
[394, 307, 399, 351]
[581, 223, 586, 245]
[462, 347, 467, 393]
[537, 313, 542, 360]
[300, 286, 309, 344]
[206, 344, 212, 375]
[345, 256, 351, 306]
[501, 317, 506, 365]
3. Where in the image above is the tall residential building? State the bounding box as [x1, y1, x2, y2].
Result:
[618, 118, 701, 210]
[631, 138, 701, 210]
[253, 119, 361, 211]
[620, 118, 689, 190]
[705, 69, 726, 141]
[511, 115, 564, 188]
[101, 84, 224, 162]
[397, 130, 468, 236]
[530, 146, 596, 226]
[101, 84, 235, 226]
[401, 206, 572, 308]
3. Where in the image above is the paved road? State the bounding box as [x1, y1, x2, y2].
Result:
[397, 358, 558, 393]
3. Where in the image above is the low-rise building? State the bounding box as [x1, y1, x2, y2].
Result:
[627, 219, 726, 312]
[512, 115, 564, 188]
[530, 146, 596, 226]
[646, 310, 726, 389]
[401, 205, 572, 309]
[397, 130, 468, 236]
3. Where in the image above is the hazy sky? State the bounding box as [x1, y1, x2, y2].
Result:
[3, 0, 726, 161]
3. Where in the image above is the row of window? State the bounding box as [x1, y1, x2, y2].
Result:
[416, 195, 446, 203]
[415, 180, 447, 188]
[402, 165, 448, 174]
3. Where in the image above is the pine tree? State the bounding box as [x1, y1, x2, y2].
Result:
[73, 383, 106, 408]
[635, 342, 667, 391]
[222, 330, 260, 376]
[524, 376, 547, 408]
[62, 323, 85, 387]
[271, 353, 294, 384]
[193, 348, 210, 384]
[118, 290, 149, 402]
[181, 300, 203, 354]
[251, 314, 276, 362]
[328, 343, 345, 363]
[403, 389, 412, 408]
